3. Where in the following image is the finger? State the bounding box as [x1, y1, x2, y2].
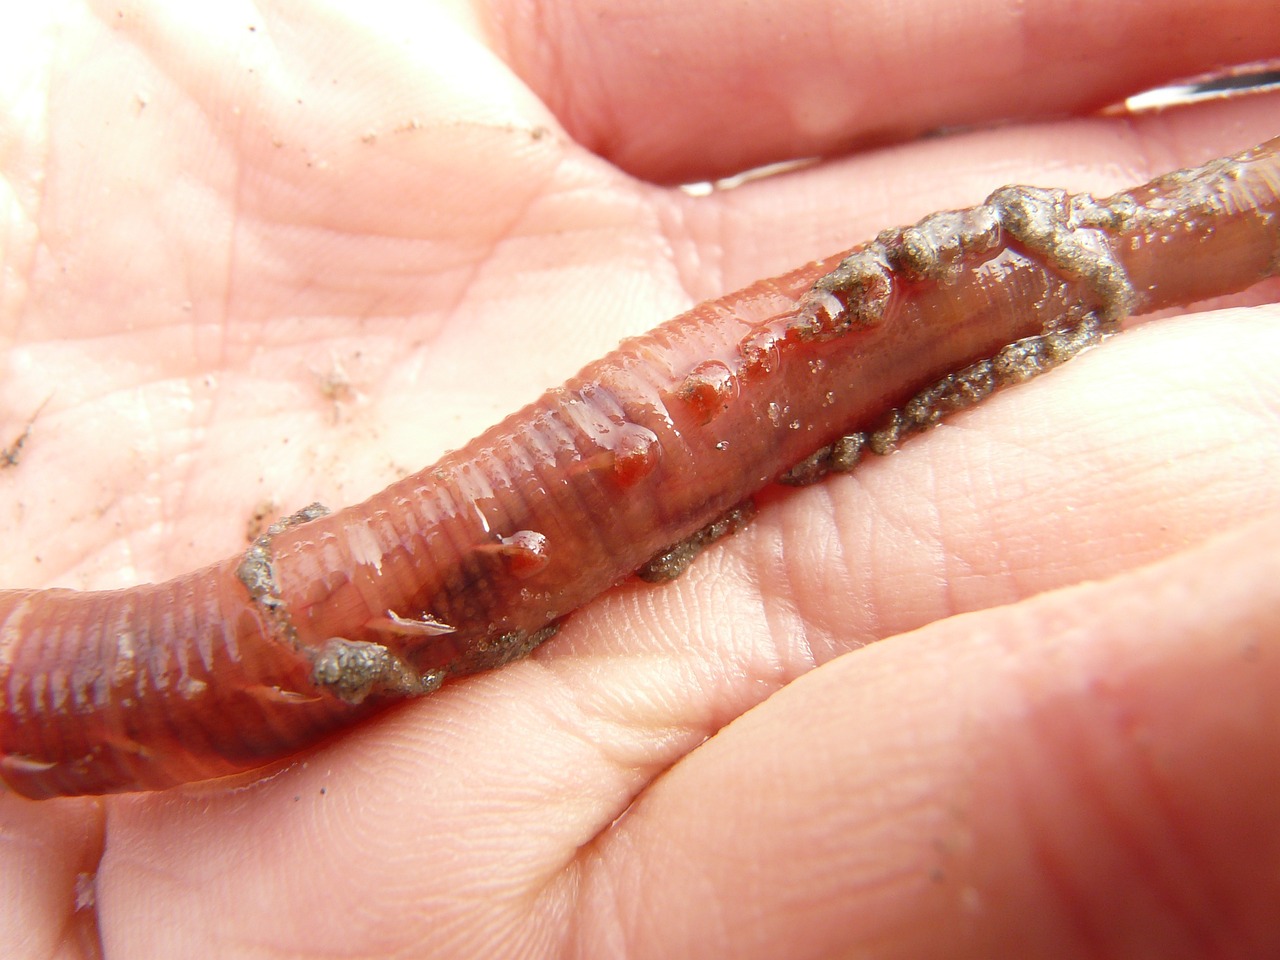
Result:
[486, 0, 1280, 181]
[576, 513, 1280, 959]
[657, 90, 1280, 301]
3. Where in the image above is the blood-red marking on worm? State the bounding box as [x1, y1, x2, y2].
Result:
[677, 360, 738, 425]
[2, 139, 1278, 798]
[474, 530, 552, 579]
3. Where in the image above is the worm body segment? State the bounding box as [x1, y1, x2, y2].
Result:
[2, 138, 1278, 799]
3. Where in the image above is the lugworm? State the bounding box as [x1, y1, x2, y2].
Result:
[2, 138, 1278, 800]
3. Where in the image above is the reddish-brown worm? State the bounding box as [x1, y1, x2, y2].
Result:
[2, 138, 1278, 800]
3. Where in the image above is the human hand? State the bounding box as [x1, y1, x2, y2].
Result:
[2, 1, 1279, 956]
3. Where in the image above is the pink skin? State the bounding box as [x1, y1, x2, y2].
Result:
[2, 1, 1279, 957]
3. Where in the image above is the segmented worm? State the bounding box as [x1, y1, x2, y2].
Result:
[2, 138, 1278, 799]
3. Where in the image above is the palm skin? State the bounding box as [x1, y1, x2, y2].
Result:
[2, 2, 1279, 957]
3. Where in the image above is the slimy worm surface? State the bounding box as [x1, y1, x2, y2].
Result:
[2, 138, 1278, 799]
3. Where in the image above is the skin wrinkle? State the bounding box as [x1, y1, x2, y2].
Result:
[1015, 770, 1107, 956]
[1122, 724, 1230, 949]
[1156, 659, 1266, 943]
[910, 450, 958, 621]
[1014, 686, 1222, 956]
[978, 557, 1279, 957]
[952, 422, 1061, 606]
[199, 90, 245, 578]
[654, 190, 730, 313]
[14, 143, 47, 354]
[735, 522, 806, 690]
[822, 479, 879, 653]
[772, 482, 844, 667]
[0, 47, 47, 353]
[867, 468, 950, 630]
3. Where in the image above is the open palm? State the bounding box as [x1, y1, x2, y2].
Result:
[3, 2, 1279, 957]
